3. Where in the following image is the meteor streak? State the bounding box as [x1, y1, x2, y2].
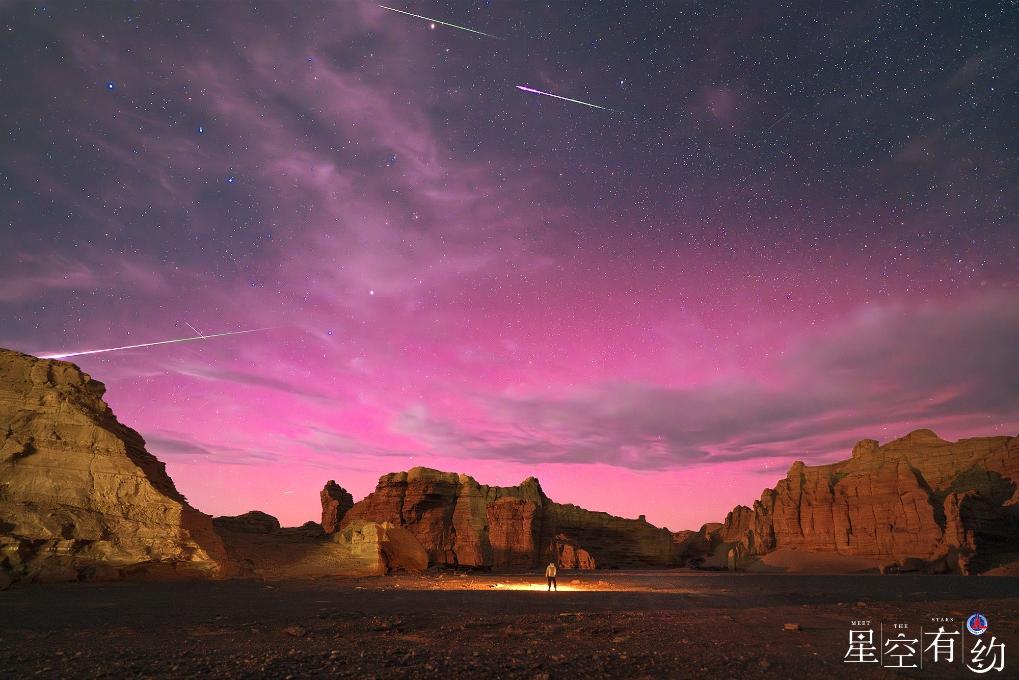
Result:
[515, 85, 618, 112]
[378, 5, 503, 39]
[37, 328, 272, 360]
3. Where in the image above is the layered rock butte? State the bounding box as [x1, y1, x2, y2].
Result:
[332, 468, 676, 569]
[715, 430, 1019, 574]
[2, 347, 1017, 585]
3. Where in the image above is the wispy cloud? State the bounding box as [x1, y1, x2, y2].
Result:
[172, 361, 333, 402]
[396, 294, 1019, 468]
[145, 432, 279, 467]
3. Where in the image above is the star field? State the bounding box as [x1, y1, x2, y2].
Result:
[0, 1, 1016, 528]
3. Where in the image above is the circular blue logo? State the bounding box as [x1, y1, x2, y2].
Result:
[966, 613, 988, 636]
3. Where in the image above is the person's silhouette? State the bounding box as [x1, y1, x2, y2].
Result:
[545, 561, 557, 591]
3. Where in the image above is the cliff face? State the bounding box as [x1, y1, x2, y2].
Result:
[0, 349, 229, 585]
[0, 348, 429, 585]
[335, 467, 676, 569]
[716, 430, 1019, 573]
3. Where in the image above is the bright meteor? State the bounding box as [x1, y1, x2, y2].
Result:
[378, 5, 503, 39]
[37, 328, 272, 360]
[515, 85, 618, 112]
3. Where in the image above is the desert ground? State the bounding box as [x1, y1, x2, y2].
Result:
[2, 571, 1017, 679]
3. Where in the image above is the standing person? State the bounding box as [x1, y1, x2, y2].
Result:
[545, 561, 557, 591]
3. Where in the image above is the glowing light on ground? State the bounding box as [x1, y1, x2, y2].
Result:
[489, 582, 581, 592]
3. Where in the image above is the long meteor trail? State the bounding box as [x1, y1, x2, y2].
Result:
[378, 5, 503, 39]
[37, 328, 272, 360]
[515, 85, 618, 112]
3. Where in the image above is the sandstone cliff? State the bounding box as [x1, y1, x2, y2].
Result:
[715, 430, 1019, 574]
[333, 467, 676, 569]
[0, 348, 433, 585]
[0, 348, 230, 585]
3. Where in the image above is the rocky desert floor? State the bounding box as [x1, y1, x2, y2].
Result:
[2, 571, 1018, 679]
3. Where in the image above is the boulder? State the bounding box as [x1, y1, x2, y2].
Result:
[377, 521, 429, 572]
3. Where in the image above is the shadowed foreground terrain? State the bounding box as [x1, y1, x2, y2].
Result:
[2, 572, 1017, 679]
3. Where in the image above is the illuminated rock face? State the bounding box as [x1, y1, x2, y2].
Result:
[716, 430, 1019, 573]
[337, 467, 676, 569]
[211, 516, 428, 577]
[553, 534, 596, 570]
[486, 498, 541, 569]
[0, 349, 230, 585]
[350, 520, 429, 573]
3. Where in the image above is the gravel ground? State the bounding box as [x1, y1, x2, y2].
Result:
[2, 571, 1017, 679]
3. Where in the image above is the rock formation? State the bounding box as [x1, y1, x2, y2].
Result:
[336, 520, 428, 573]
[671, 522, 723, 567]
[212, 510, 282, 534]
[0, 348, 428, 586]
[4, 345, 1015, 581]
[553, 534, 596, 569]
[334, 467, 677, 569]
[320, 480, 353, 533]
[714, 430, 1019, 574]
[0, 349, 230, 586]
[213, 513, 427, 578]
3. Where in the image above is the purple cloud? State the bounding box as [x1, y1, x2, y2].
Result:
[396, 294, 1019, 469]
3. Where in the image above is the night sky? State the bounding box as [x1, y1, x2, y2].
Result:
[1, 1, 1017, 529]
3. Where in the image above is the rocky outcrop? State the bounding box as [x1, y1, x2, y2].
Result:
[320, 480, 353, 533]
[0, 349, 230, 585]
[0, 348, 437, 585]
[213, 511, 281, 534]
[336, 466, 676, 569]
[336, 520, 428, 574]
[213, 514, 428, 578]
[553, 534, 596, 569]
[672, 522, 724, 568]
[715, 430, 1019, 574]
